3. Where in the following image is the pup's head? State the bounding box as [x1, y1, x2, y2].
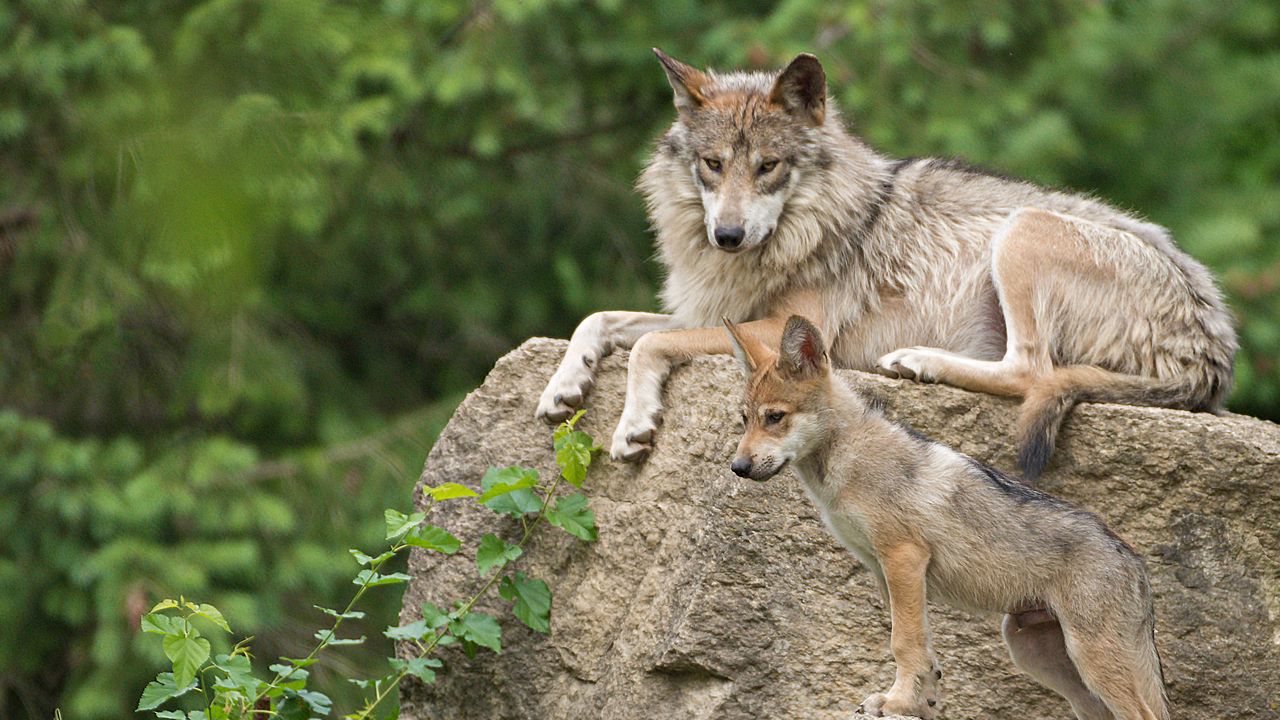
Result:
[653, 49, 828, 253]
[723, 315, 832, 481]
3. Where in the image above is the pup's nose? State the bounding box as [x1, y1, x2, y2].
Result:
[714, 225, 745, 249]
[730, 457, 753, 478]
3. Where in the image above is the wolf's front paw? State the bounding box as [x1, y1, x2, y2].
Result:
[535, 361, 597, 424]
[873, 347, 940, 383]
[610, 413, 657, 463]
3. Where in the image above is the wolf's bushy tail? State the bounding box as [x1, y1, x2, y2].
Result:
[1016, 365, 1217, 480]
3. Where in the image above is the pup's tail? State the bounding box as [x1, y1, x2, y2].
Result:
[1016, 365, 1225, 480]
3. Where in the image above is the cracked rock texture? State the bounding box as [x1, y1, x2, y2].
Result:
[399, 339, 1280, 719]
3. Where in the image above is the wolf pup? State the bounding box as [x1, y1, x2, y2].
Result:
[536, 49, 1235, 478]
[724, 315, 1168, 720]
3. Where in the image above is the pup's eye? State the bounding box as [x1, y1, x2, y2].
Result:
[704, 158, 722, 172]
[740, 412, 748, 426]
[758, 159, 779, 175]
[764, 411, 786, 426]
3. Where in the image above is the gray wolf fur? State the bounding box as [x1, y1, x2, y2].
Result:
[726, 315, 1168, 720]
[536, 49, 1236, 478]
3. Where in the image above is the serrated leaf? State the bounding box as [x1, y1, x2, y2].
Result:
[296, 689, 332, 715]
[384, 619, 429, 641]
[212, 653, 258, 696]
[499, 572, 552, 633]
[405, 524, 461, 554]
[553, 427, 597, 487]
[390, 656, 442, 683]
[450, 612, 501, 653]
[544, 493, 597, 541]
[137, 672, 198, 711]
[475, 467, 539, 505]
[350, 548, 396, 566]
[314, 605, 366, 620]
[314, 629, 366, 646]
[421, 601, 450, 629]
[478, 467, 542, 516]
[191, 603, 231, 633]
[385, 509, 426, 539]
[426, 482, 479, 500]
[475, 533, 523, 575]
[163, 633, 211, 688]
[141, 612, 179, 635]
[149, 599, 179, 613]
[354, 569, 412, 587]
[269, 662, 308, 677]
[155, 711, 187, 719]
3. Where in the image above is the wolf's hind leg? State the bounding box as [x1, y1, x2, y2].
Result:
[1002, 614, 1112, 720]
[875, 207, 1079, 396]
[536, 312, 680, 424]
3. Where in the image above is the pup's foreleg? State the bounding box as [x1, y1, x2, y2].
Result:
[537, 312, 681, 423]
[859, 542, 941, 719]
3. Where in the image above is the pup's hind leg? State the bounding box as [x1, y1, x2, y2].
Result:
[536, 312, 681, 423]
[1002, 614, 1111, 720]
[1060, 620, 1167, 720]
[874, 207, 1067, 396]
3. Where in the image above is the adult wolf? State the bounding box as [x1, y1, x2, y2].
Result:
[536, 49, 1236, 478]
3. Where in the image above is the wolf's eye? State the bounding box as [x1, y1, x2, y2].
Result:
[764, 411, 786, 426]
[704, 158, 722, 172]
[758, 159, 779, 175]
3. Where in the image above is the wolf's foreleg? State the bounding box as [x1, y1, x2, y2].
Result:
[609, 318, 794, 461]
[536, 312, 682, 423]
[858, 542, 941, 719]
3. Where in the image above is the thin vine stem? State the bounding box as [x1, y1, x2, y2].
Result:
[349, 469, 568, 719]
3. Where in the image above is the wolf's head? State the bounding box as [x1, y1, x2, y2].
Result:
[723, 316, 833, 481]
[653, 49, 829, 253]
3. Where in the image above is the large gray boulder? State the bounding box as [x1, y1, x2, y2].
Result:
[398, 339, 1280, 719]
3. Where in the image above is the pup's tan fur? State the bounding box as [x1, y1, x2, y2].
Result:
[726, 315, 1168, 720]
[536, 49, 1235, 477]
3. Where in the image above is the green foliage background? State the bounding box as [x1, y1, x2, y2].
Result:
[1, 0, 1277, 716]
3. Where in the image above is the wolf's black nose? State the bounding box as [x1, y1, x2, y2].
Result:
[714, 226, 745, 249]
[730, 457, 753, 477]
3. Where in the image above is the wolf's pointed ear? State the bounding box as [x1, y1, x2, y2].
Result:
[779, 315, 829, 378]
[654, 48, 708, 117]
[769, 54, 826, 126]
[723, 317, 766, 378]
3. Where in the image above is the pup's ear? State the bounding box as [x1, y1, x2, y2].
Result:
[722, 317, 767, 378]
[769, 53, 826, 126]
[779, 315, 829, 378]
[653, 48, 709, 117]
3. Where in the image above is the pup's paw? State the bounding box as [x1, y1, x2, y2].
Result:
[535, 360, 596, 424]
[873, 347, 940, 383]
[856, 691, 937, 718]
[610, 414, 657, 463]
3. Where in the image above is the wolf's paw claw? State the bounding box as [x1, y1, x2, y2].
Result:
[536, 374, 594, 424]
[874, 348, 934, 383]
[610, 418, 657, 462]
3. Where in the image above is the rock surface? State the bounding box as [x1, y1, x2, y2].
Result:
[399, 338, 1280, 719]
